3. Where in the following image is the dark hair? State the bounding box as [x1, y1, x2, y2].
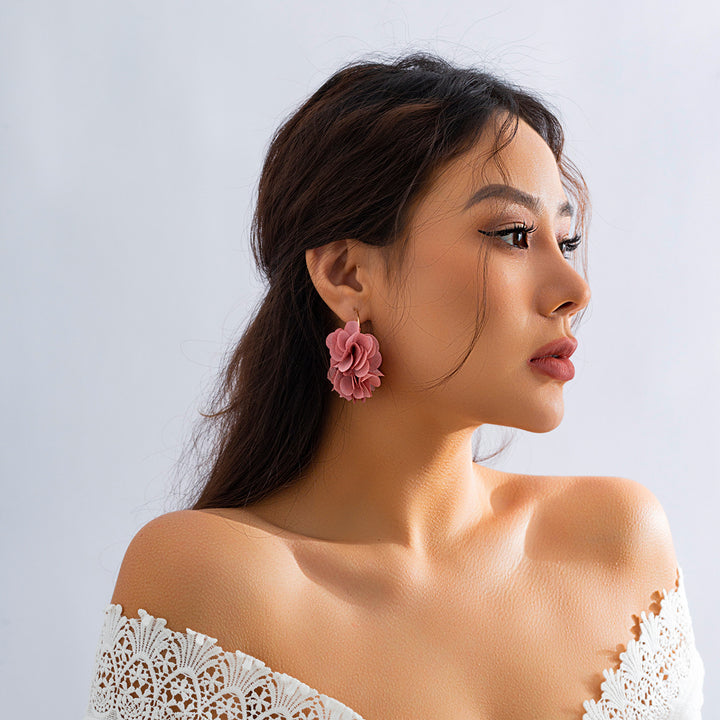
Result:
[175, 52, 590, 511]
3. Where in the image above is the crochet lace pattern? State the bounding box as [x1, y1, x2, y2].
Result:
[84, 605, 363, 720]
[84, 567, 704, 720]
[582, 567, 704, 719]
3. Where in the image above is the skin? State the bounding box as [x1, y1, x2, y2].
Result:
[110, 112, 680, 719]
[248, 113, 591, 563]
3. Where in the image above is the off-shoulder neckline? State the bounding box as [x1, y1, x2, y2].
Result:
[103, 566, 687, 720]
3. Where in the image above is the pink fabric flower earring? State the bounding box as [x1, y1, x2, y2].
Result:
[325, 309, 383, 402]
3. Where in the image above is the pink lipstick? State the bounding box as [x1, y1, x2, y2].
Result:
[528, 336, 578, 381]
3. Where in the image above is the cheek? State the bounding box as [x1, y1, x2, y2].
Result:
[480, 265, 535, 364]
[414, 255, 482, 350]
[376, 252, 482, 382]
[378, 241, 534, 385]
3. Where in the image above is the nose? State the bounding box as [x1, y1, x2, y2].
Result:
[541, 251, 592, 320]
[553, 274, 591, 317]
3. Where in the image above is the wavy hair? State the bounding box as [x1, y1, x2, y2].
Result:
[173, 53, 590, 511]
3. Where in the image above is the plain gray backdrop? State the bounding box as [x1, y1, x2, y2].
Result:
[1, 0, 717, 716]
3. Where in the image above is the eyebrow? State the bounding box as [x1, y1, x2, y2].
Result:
[464, 183, 574, 218]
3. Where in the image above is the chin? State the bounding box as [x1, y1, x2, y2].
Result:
[523, 401, 565, 433]
[523, 413, 564, 433]
[495, 401, 564, 434]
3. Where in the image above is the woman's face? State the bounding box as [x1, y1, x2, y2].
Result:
[369, 115, 591, 433]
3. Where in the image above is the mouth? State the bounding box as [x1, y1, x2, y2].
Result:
[529, 336, 578, 362]
[528, 355, 575, 381]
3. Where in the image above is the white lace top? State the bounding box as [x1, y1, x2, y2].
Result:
[84, 565, 704, 720]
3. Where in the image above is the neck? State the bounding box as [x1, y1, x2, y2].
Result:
[252, 390, 500, 558]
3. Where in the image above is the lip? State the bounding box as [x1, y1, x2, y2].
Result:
[528, 336, 578, 382]
[529, 356, 575, 381]
[529, 336, 578, 362]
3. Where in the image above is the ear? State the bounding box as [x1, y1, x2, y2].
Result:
[305, 239, 372, 324]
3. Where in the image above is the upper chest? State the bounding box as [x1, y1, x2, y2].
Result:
[194, 483, 640, 720]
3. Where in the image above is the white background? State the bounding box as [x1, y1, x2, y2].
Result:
[1, 0, 717, 716]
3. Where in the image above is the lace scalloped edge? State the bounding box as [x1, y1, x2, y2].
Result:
[581, 566, 703, 719]
[84, 603, 365, 720]
[84, 568, 703, 720]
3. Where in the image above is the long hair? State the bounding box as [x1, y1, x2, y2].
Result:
[174, 52, 590, 511]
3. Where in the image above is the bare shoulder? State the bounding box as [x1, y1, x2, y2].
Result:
[527, 472, 680, 605]
[575, 475, 677, 571]
[110, 509, 288, 646]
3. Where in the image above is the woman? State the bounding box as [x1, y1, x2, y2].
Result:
[84, 53, 705, 719]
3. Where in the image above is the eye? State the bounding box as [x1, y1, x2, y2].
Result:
[478, 222, 536, 249]
[478, 223, 583, 260]
[559, 235, 583, 259]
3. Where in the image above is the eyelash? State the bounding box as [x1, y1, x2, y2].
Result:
[478, 222, 583, 259]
